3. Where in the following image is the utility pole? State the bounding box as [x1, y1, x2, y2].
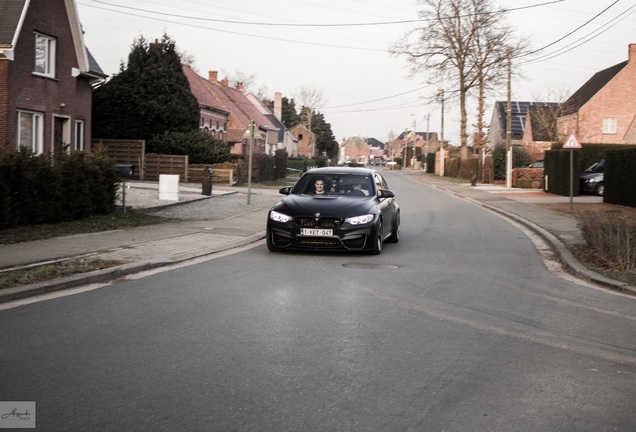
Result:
[426, 113, 430, 153]
[438, 90, 445, 177]
[506, 47, 512, 189]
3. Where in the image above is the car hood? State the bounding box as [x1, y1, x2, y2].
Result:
[579, 172, 603, 181]
[273, 194, 377, 217]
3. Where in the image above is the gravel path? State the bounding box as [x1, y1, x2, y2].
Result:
[119, 182, 283, 220]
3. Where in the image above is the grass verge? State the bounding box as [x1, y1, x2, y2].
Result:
[0, 212, 171, 245]
[0, 258, 121, 290]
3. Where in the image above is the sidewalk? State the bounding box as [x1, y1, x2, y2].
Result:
[1, 174, 634, 303]
[0, 181, 283, 302]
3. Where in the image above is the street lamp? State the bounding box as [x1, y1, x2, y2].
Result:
[243, 120, 262, 204]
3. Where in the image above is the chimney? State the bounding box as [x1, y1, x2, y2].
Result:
[630, 43, 636, 63]
[208, 71, 218, 83]
[236, 82, 244, 93]
[221, 77, 229, 86]
[274, 92, 282, 121]
[149, 38, 162, 52]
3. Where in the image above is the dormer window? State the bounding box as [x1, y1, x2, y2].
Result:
[34, 33, 56, 78]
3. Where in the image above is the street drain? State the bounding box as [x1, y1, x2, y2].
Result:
[343, 263, 400, 270]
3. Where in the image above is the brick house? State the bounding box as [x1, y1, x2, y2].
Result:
[204, 70, 278, 155]
[387, 131, 439, 167]
[248, 92, 296, 156]
[0, 0, 106, 155]
[290, 124, 315, 158]
[181, 65, 230, 142]
[557, 43, 636, 145]
[338, 136, 369, 165]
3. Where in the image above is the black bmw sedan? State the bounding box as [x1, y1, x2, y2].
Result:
[266, 167, 400, 255]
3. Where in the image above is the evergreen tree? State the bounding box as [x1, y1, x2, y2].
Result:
[92, 34, 199, 145]
[311, 112, 338, 159]
[281, 97, 301, 129]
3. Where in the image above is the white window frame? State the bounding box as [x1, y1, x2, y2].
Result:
[74, 120, 85, 151]
[17, 110, 44, 155]
[34, 33, 56, 78]
[602, 117, 617, 134]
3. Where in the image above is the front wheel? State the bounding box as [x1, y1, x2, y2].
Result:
[386, 213, 400, 243]
[595, 183, 604, 196]
[370, 221, 383, 255]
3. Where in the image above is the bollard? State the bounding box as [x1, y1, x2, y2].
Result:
[470, 169, 477, 187]
[202, 166, 212, 196]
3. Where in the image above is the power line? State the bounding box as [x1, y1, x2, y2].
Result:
[85, 0, 564, 28]
[525, 4, 636, 64]
[521, 0, 621, 58]
[324, 86, 431, 109]
[77, 2, 387, 52]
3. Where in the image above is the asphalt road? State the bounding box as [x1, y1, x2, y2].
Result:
[1, 172, 635, 431]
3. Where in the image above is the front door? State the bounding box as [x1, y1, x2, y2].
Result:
[53, 116, 70, 154]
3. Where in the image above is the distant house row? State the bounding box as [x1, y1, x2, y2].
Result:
[182, 65, 317, 158]
[355, 43, 636, 166]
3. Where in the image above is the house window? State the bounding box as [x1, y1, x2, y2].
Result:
[34, 33, 56, 77]
[74, 120, 85, 151]
[17, 111, 44, 154]
[299, 133, 304, 141]
[602, 117, 617, 134]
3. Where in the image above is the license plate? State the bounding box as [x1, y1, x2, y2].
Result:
[301, 228, 333, 236]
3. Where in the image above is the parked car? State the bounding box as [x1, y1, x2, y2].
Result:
[579, 159, 604, 196]
[526, 159, 544, 168]
[266, 167, 400, 255]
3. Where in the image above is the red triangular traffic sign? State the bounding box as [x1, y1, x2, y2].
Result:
[563, 132, 582, 149]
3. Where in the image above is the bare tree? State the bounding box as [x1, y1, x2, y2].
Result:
[391, 0, 526, 159]
[296, 86, 326, 157]
[527, 88, 574, 144]
[222, 69, 269, 98]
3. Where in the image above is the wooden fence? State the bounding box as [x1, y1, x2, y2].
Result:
[93, 140, 236, 185]
[188, 163, 236, 185]
[93, 139, 145, 180]
[144, 154, 189, 181]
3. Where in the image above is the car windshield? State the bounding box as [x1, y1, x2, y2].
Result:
[584, 160, 604, 173]
[295, 174, 373, 196]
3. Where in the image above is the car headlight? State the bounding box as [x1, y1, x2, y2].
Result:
[345, 214, 374, 225]
[270, 210, 291, 223]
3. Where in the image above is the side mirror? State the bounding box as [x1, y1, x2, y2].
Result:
[379, 189, 395, 198]
[279, 187, 292, 195]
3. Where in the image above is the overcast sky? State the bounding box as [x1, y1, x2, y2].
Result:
[76, 0, 636, 145]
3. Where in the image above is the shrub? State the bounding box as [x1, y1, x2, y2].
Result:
[492, 144, 530, 180]
[274, 149, 288, 180]
[578, 210, 636, 272]
[0, 148, 117, 230]
[426, 153, 435, 173]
